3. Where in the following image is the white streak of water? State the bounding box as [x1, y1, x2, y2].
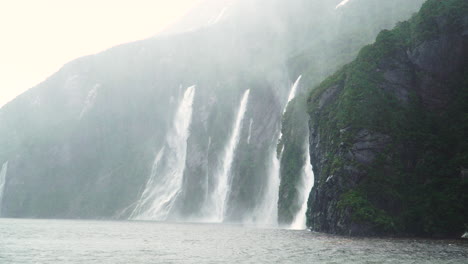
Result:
[247, 118, 253, 144]
[278, 75, 302, 155]
[248, 145, 282, 226]
[211, 7, 228, 25]
[79, 84, 100, 119]
[0, 161, 9, 216]
[250, 75, 302, 226]
[336, 0, 351, 9]
[204, 137, 212, 206]
[203, 90, 250, 222]
[285, 76, 302, 114]
[130, 147, 165, 218]
[131, 85, 196, 220]
[290, 138, 315, 230]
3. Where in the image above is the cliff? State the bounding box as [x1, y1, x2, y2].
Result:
[277, 0, 426, 226]
[306, 0, 468, 237]
[0, 0, 426, 226]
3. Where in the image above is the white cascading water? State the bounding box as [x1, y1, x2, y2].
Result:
[336, 0, 351, 9]
[203, 89, 250, 222]
[0, 161, 8, 216]
[247, 118, 253, 144]
[274, 76, 303, 158]
[249, 145, 282, 226]
[130, 85, 196, 220]
[279, 75, 302, 147]
[79, 84, 101, 119]
[203, 137, 212, 214]
[290, 138, 315, 230]
[286, 76, 302, 109]
[250, 75, 302, 226]
[130, 147, 165, 218]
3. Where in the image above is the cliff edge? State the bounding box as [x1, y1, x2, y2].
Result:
[306, 0, 467, 237]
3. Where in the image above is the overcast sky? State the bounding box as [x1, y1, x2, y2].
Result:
[0, 0, 201, 108]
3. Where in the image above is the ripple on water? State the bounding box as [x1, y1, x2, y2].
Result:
[0, 218, 467, 264]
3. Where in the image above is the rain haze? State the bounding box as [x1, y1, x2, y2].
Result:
[0, 0, 201, 107]
[0, 0, 467, 263]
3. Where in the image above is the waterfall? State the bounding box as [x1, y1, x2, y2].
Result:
[131, 85, 196, 220]
[290, 138, 315, 230]
[285, 76, 302, 112]
[247, 118, 253, 144]
[336, 0, 351, 9]
[249, 145, 282, 226]
[202, 89, 250, 222]
[130, 147, 166, 219]
[202, 137, 212, 215]
[279, 75, 302, 152]
[250, 75, 302, 225]
[79, 84, 100, 119]
[0, 161, 8, 216]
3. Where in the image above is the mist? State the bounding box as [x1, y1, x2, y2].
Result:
[1, 0, 467, 263]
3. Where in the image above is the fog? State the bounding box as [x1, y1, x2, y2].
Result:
[0, 0, 424, 225]
[3, 0, 468, 261]
[0, 0, 201, 107]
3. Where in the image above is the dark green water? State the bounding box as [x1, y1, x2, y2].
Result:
[0, 218, 466, 263]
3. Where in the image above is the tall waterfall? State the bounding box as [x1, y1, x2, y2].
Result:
[202, 89, 250, 222]
[200, 136, 212, 218]
[247, 118, 253, 144]
[279, 75, 302, 148]
[285, 76, 302, 112]
[131, 85, 196, 220]
[251, 75, 302, 225]
[249, 145, 281, 225]
[130, 147, 166, 219]
[290, 138, 314, 230]
[0, 161, 8, 216]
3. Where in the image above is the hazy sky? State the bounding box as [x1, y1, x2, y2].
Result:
[0, 0, 202, 108]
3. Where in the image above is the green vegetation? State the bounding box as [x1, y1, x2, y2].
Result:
[278, 96, 309, 224]
[279, 0, 427, 228]
[337, 190, 396, 232]
[307, 0, 468, 236]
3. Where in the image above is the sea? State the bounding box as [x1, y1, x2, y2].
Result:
[1, 218, 467, 263]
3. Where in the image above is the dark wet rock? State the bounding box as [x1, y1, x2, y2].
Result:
[409, 34, 466, 78]
[349, 130, 391, 165]
[318, 85, 341, 110]
[306, 1, 468, 237]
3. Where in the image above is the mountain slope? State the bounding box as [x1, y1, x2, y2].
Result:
[306, 0, 467, 237]
[0, 0, 424, 224]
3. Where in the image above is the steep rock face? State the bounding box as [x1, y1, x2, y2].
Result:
[0, 1, 292, 218]
[0, 0, 425, 221]
[0, 0, 333, 220]
[277, 96, 309, 224]
[307, 0, 468, 237]
[278, 0, 425, 226]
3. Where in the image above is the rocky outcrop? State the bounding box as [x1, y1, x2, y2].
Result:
[307, 0, 468, 237]
[278, 0, 426, 226]
[0, 0, 426, 220]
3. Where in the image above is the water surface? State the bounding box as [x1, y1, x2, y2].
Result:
[1, 218, 467, 263]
